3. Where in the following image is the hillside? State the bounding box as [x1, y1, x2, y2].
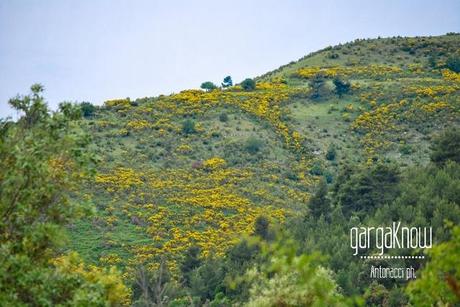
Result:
[67, 34, 460, 303]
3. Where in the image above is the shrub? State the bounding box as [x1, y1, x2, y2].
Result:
[310, 161, 324, 176]
[104, 98, 130, 109]
[182, 119, 196, 134]
[406, 225, 460, 306]
[244, 240, 345, 306]
[80, 102, 96, 117]
[327, 52, 339, 59]
[219, 112, 229, 122]
[325, 144, 337, 161]
[428, 54, 439, 68]
[245, 136, 263, 154]
[446, 56, 460, 73]
[241, 78, 256, 91]
[324, 171, 333, 184]
[399, 144, 413, 155]
[203, 157, 226, 170]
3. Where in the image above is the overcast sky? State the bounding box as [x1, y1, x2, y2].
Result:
[1, 0, 459, 118]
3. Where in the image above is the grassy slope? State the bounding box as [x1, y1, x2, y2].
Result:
[68, 34, 460, 276]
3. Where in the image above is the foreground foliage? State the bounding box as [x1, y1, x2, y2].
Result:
[0, 85, 129, 305]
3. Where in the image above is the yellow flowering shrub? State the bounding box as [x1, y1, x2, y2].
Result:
[52, 252, 131, 306]
[126, 119, 151, 130]
[100, 253, 123, 265]
[413, 85, 458, 97]
[176, 144, 192, 154]
[104, 98, 131, 109]
[442, 69, 460, 83]
[295, 65, 403, 79]
[203, 157, 226, 170]
[95, 167, 143, 190]
[420, 101, 450, 113]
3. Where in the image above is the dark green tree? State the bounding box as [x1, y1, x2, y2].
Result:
[308, 179, 330, 218]
[189, 259, 226, 302]
[431, 128, 460, 165]
[325, 144, 337, 161]
[253, 216, 270, 240]
[227, 239, 260, 268]
[334, 163, 400, 216]
[8, 83, 48, 128]
[200, 81, 218, 91]
[80, 102, 96, 117]
[428, 54, 439, 68]
[333, 77, 351, 97]
[388, 286, 409, 307]
[309, 73, 328, 100]
[241, 78, 256, 91]
[132, 262, 178, 306]
[222, 76, 233, 88]
[180, 246, 202, 287]
[364, 282, 390, 306]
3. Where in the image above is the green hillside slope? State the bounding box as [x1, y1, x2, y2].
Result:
[67, 33, 460, 303]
